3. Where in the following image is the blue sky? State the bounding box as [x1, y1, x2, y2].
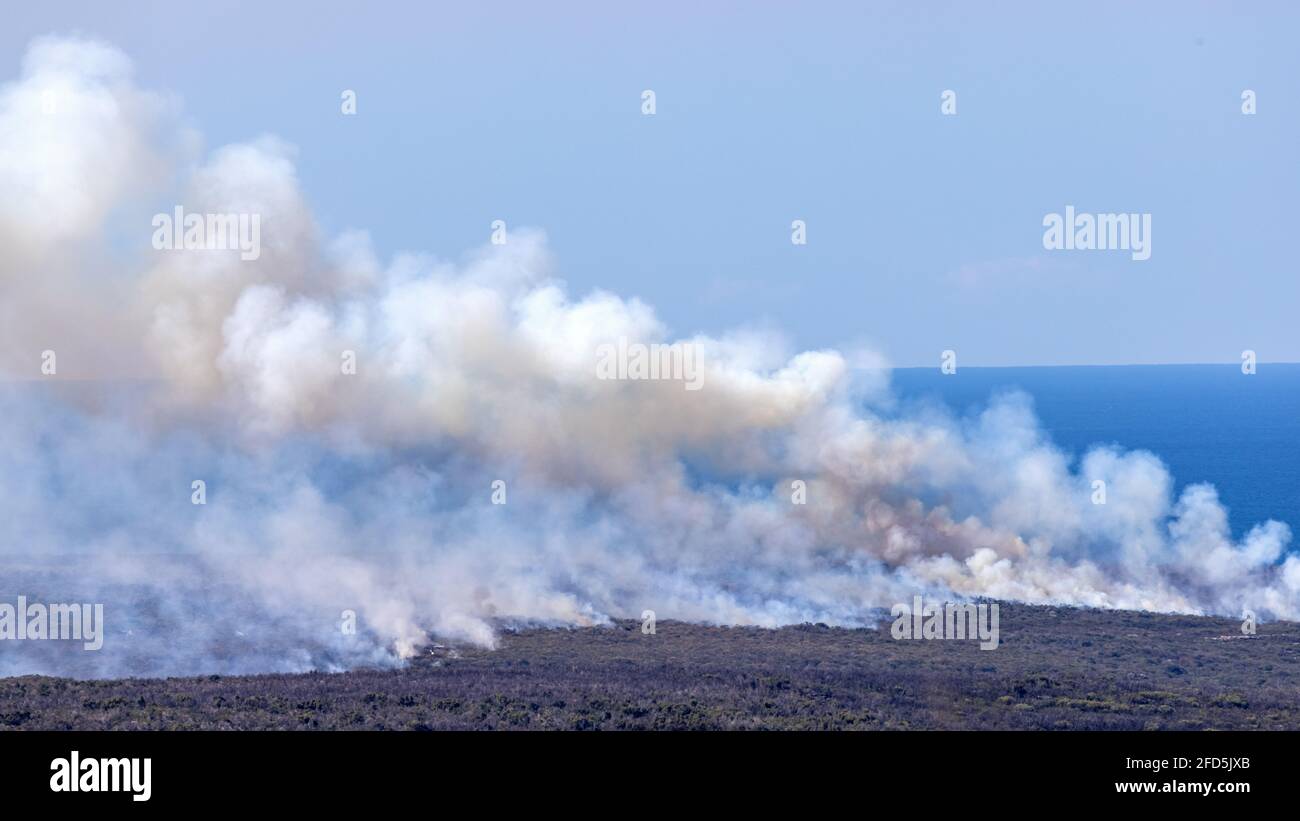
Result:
[5, 0, 1298, 366]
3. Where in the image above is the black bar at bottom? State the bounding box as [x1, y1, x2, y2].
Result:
[0, 730, 1286, 808]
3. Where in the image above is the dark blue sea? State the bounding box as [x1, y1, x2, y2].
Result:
[890, 364, 1300, 541]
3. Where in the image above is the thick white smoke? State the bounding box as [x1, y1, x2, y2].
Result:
[1, 37, 1296, 677]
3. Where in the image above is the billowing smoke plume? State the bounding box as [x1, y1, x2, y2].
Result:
[2, 37, 1296, 678]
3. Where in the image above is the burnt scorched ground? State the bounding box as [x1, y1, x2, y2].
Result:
[2, 604, 1298, 730]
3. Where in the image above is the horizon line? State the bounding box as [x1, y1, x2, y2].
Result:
[890, 361, 1300, 370]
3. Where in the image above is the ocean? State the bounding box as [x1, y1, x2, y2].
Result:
[890, 364, 1300, 541]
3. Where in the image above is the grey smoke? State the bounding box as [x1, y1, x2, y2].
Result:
[1, 37, 1296, 678]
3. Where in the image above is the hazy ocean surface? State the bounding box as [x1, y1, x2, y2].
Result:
[891, 364, 1300, 541]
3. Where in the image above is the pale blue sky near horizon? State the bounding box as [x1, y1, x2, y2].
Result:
[5, 1, 1298, 367]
